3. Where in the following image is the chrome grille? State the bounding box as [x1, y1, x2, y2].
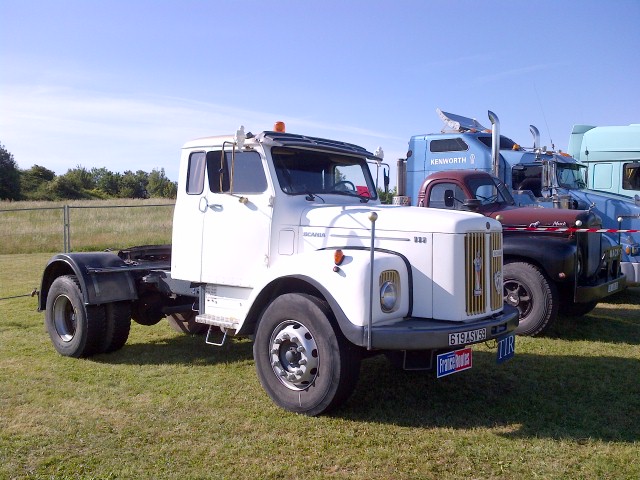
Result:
[465, 232, 486, 315]
[490, 232, 503, 310]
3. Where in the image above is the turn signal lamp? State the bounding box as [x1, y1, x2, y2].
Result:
[334, 249, 345, 266]
[274, 121, 286, 133]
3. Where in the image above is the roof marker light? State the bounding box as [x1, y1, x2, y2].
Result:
[274, 121, 286, 133]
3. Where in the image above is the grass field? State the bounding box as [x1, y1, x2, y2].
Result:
[0, 199, 174, 254]
[1, 251, 639, 479]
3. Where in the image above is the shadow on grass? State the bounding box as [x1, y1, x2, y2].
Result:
[93, 334, 254, 366]
[545, 300, 640, 344]
[84, 297, 638, 443]
[92, 331, 639, 442]
[339, 351, 640, 443]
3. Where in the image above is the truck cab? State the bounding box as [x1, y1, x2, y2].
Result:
[39, 124, 518, 416]
[406, 169, 624, 335]
[568, 123, 640, 199]
[406, 109, 640, 286]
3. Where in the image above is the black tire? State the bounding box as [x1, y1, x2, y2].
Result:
[167, 311, 208, 335]
[253, 293, 361, 416]
[102, 301, 132, 353]
[503, 261, 558, 336]
[45, 275, 106, 358]
[559, 300, 598, 317]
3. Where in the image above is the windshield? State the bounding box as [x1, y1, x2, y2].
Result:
[556, 163, 587, 189]
[467, 176, 515, 206]
[271, 147, 377, 200]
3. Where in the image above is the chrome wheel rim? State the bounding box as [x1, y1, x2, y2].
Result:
[269, 321, 319, 391]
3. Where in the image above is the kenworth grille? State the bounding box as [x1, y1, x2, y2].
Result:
[465, 231, 503, 315]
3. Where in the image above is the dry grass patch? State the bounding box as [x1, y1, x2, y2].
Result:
[0, 199, 174, 253]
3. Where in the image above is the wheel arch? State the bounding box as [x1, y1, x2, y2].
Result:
[39, 253, 138, 311]
[503, 235, 576, 284]
[239, 275, 350, 339]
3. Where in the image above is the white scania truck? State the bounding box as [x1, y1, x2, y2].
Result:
[39, 124, 518, 415]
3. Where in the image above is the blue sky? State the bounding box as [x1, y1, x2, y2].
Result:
[2, 0, 639, 185]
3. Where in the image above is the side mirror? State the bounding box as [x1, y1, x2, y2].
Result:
[383, 166, 390, 194]
[444, 189, 455, 208]
[463, 199, 482, 212]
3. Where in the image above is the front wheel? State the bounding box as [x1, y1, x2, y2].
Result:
[503, 262, 558, 336]
[253, 293, 361, 416]
[45, 275, 106, 357]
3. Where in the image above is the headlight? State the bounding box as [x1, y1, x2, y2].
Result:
[379, 270, 400, 313]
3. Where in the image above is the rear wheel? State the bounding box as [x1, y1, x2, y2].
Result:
[102, 301, 132, 353]
[45, 275, 106, 358]
[253, 293, 361, 416]
[503, 262, 558, 336]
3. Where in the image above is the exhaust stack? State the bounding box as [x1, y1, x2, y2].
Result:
[530, 125, 540, 150]
[488, 111, 500, 178]
[393, 158, 411, 206]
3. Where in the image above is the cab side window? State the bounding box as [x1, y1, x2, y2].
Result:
[186, 152, 206, 195]
[429, 183, 465, 209]
[206, 151, 267, 194]
[429, 138, 468, 152]
[623, 163, 640, 190]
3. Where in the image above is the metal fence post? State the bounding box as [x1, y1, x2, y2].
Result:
[63, 205, 71, 253]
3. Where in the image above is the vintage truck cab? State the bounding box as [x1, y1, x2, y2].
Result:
[405, 108, 640, 287]
[39, 124, 518, 415]
[407, 169, 624, 335]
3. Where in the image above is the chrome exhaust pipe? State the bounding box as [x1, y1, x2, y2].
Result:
[488, 110, 500, 178]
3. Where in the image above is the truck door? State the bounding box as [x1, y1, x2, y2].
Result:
[171, 150, 208, 282]
[200, 150, 272, 286]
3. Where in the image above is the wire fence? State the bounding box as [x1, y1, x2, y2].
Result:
[0, 201, 175, 255]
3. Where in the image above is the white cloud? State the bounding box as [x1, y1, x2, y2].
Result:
[0, 85, 405, 182]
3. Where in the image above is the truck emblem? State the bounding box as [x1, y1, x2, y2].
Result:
[494, 271, 502, 294]
[303, 232, 326, 238]
[473, 251, 482, 296]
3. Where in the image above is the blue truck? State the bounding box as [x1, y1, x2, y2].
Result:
[403, 109, 640, 287]
[568, 123, 640, 199]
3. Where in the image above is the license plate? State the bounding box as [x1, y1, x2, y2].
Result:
[436, 347, 472, 378]
[496, 333, 515, 364]
[608, 281, 619, 293]
[448, 328, 487, 346]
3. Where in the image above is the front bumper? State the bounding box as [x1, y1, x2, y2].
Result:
[340, 305, 520, 350]
[575, 275, 627, 303]
[620, 261, 640, 287]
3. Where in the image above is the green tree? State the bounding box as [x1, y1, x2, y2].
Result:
[19, 165, 56, 200]
[91, 167, 121, 197]
[119, 170, 149, 198]
[47, 176, 88, 200]
[0, 143, 21, 200]
[147, 168, 177, 198]
[63, 165, 95, 190]
[377, 186, 397, 205]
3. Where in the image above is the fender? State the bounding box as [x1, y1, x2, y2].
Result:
[39, 252, 138, 311]
[237, 248, 411, 338]
[502, 234, 576, 282]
